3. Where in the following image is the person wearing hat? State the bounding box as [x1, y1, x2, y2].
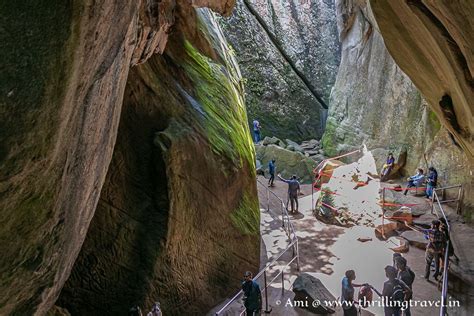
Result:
[242, 271, 262, 315]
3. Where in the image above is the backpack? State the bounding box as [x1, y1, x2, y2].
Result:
[429, 230, 445, 252]
[408, 268, 415, 285]
[389, 280, 405, 305]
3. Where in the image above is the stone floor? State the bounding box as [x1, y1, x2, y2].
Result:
[209, 169, 474, 315]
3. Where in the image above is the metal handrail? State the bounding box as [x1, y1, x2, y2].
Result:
[214, 179, 300, 315]
[381, 184, 463, 316]
[431, 188, 456, 316]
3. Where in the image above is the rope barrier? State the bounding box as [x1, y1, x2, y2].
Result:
[316, 171, 369, 186]
[320, 202, 339, 212]
[378, 202, 423, 207]
[383, 186, 426, 191]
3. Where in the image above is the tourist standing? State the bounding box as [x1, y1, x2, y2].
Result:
[341, 270, 368, 316]
[252, 119, 261, 143]
[242, 271, 262, 316]
[268, 159, 276, 187]
[392, 253, 402, 269]
[395, 257, 415, 316]
[371, 266, 411, 316]
[424, 220, 446, 281]
[277, 174, 300, 213]
[426, 167, 438, 199]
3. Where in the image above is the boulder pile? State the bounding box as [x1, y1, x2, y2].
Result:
[260, 136, 326, 163]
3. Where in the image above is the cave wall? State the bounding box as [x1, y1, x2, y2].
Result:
[369, 0, 474, 160]
[321, 0, 473, 208]
[322, 0, 433, 169]
[1, 1, 259, 315]
[57, 7, 259, 315]
[218, 0, 340, 142]
[0, 2, 141, 314]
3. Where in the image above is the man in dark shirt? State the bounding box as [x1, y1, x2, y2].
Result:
[268, 159, 276, 187]
[277, 174, 301, 213]
[426, 167, 438, 199]
[395, 257, 415, 316]
[372, 266, 411, 316]
[242, 271, 262, 315]
[424, 220, 446, 281]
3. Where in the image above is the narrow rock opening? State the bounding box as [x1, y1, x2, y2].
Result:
[57, 67, 171, 315]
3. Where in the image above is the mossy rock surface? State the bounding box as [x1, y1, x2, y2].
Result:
[256, 144, 316, 183]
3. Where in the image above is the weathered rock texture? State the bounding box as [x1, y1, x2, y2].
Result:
[321, 0, 473, 207]
[1, 1, 258, 315]
[218, 0, 340, 141]
[58, 8, 259, 315]
[369, 0, 474, 160]
[256, 145, 316, 183]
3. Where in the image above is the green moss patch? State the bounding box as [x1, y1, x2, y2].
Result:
[181, 40, 255, 170]
[230, 191, 260, 235]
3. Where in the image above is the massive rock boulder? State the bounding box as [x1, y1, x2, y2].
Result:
[368, 0, 474, 212]
[0, 1, 258, 315]
[369, 0, 474, 160]
[321, 0, 433, 170]
[321, 0, 473, 208]
[256, 145, 316, 183]
[218, 0, 341, 141]
[292, 273, 336, 314]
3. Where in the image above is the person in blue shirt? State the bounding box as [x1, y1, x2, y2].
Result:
[252, 119, 261, 143]
[380, 153, 395, 181]
[277, 174, 301, 213]
[426, 166, 438, 199]
[403, 168, 425, 195]
[242, 271, 262, 315]
[268, 159, 276, 187]
[341, 270, 369, 316]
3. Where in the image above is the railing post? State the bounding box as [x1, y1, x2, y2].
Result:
[281, 270, 285, 296]
[431, 189, 435, 214]
[263, 271, 271, 313]
[382, 188, 385, 238]
[456, 185, 462, 215]
[296, 239, 300, 271]
[267, 188, 270, 212]
[281, 202, 285, 229]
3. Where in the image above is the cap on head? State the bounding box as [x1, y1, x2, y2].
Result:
[244, 271, 252, 278]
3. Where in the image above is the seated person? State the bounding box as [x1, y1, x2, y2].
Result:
[403, 168, 425, 195]
[380, 153, 395, 180]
